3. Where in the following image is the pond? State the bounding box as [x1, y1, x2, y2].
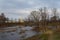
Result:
[0, 26, 37, 40]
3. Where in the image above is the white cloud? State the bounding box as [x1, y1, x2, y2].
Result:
[28, 1, 35, 5]
[15, 0, 26, 2]
[16, 9, 30, 14]
[0, 8, 34, 15]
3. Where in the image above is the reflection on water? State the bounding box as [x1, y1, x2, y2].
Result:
[0, 26, 37, 40]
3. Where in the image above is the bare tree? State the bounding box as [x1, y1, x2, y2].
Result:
[40, 7, 47, 21]
[51, 8, 57, 21]
[28, 11, 41, 22]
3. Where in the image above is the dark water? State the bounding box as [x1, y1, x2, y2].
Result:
[0, 26, 37, 40]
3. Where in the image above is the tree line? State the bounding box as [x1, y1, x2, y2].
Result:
[25, 7, 60, 22]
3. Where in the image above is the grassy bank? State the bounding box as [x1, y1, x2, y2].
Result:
[24, 31, 60, 40]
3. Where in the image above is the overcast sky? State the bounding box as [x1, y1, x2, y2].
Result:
[0, 0, 60, 19]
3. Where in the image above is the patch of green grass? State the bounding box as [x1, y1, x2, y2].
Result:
[24, 31, 60, 40]
[53, 32, 60, 40]
[24, 34, 48, 40]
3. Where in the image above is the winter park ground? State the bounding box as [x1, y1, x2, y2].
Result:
[0, 25, 60, 40]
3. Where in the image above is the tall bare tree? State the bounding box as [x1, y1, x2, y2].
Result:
[40, 7, 47, 21]
[28, 11, 41, 22]
[51, 8, 58, 21]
